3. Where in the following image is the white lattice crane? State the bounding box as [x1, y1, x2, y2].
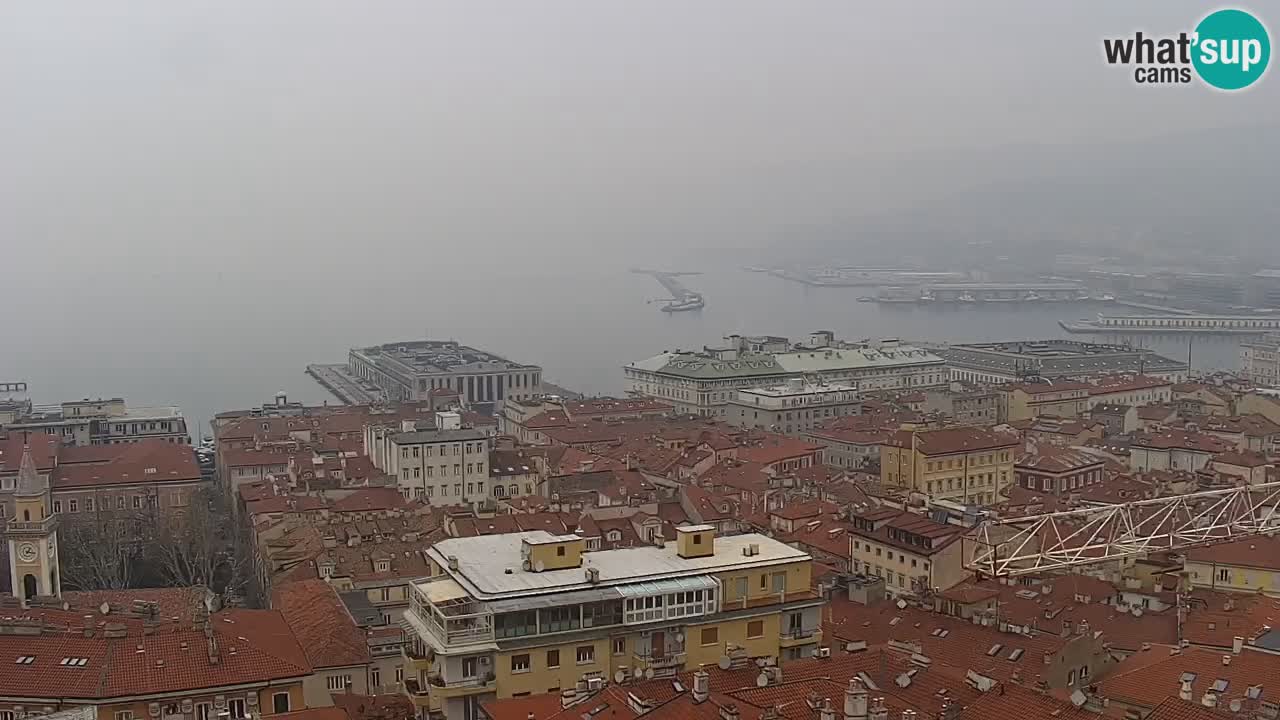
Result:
[964, 481, 1280, 577]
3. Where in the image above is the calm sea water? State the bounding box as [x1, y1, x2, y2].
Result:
[1, 268, 1237, 431]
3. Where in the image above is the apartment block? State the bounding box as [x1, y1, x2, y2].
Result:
[880, 426, 1019, 505]
[401, 526, 822, 719]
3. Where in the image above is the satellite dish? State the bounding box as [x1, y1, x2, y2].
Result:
[718, 656, 732, 670]
[1070, 690, 1087, 708]
[99, 602, 111, 615]
[534, 560, 545, 572]
[644, 668, 655, 679]
[756, 672, 769, 687]
[1231, 699, 1243, 712]
[896, 599, 907, 609]
[1132, 607, 1144, 617]
[614, 670, 626, 684]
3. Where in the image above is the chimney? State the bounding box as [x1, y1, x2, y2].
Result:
[1043, 651, 1053, 665]
[1179, 679, 1193, 701]
[900, 711, 916, 720]
[1233, 636, 1244, 654]
[1202, 692, 1218, 709]
[844, 678, 868, 720]
[719, 704, 740, 720]
[819, 699, 836, 720]
[527, 714, 535, 720]
[868, 697, 888, 720]
[692, 670, 710, 703]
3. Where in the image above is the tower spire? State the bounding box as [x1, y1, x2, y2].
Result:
[14, 444, 45, 498]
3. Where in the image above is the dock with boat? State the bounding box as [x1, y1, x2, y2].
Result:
[632, 269, 706, 312]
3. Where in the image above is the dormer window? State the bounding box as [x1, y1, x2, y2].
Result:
[607, 530, 622, 542]
[376, 559, 390, 572]
[319, 565, 333, 579]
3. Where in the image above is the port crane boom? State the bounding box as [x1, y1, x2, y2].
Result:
[965, 481, 1280, 577]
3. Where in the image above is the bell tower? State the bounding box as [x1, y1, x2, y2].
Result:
[8, 443, 60, 600]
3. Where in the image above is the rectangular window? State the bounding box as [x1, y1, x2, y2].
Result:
[53, 500, 62, 513]
[701, 627, 719, 646]
[395, 667, 404, 683]
[370, 667, 381, 688]
[462, 657, 478, 678]
[132, 496, 142, 509]
[69, 499, 78, 512]
[576, 645, 595, 664]
[229, 699, 247, 720]
[546, 649, 560, 668]
[511, 654, 531, 673]
[273, 692, 291, 714]
[734, 577, 748, 598]
[771, 572, 786, 594]
[196, 704, 211, 720]
[613, 637, 626, 656]
[747, 620, 764, 639]
[115, 713, 134, 720]
[541, 605, 580, 633]
[496, 611, 537, 639]
[326, 674, 352, 691]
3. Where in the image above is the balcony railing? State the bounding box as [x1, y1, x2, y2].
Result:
[409, 584, 495, 648]
[633, 651, 686, 669]
[724, 589, 822, 611]
[428, 672, 496, 689]
[7, 516, 58, 533]
[781, 627, 818, 641]
[403, 678, 430, 697]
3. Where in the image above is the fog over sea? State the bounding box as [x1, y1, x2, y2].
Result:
[2, 265, 1234, 430]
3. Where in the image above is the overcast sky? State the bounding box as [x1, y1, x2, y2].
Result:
[2, 0, 1275, 279]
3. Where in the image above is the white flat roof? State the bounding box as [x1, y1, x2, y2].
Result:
[425, 530, 808, 600]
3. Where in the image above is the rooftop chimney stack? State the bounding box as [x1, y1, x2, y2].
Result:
[1179, 680, 1193, 701]
[868, 697, 888, 720]
[819, 699, 836, 720]
[692, 670, 710, 703]
[1233, 636, 1244, 654]
[844, 678, 868, 720]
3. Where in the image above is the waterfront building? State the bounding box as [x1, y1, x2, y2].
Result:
[365, 413, 491, 506]
[1241, 333, 1280, 388]
[348, 340, 542, 412]
[625, 336, 945, 417]
[879, 426, 1019, 506]
[725, 380, 859, 435]
[3, 396, 188, 446]
[401, 527, 822, 718]
[937, 340, 1187, 384]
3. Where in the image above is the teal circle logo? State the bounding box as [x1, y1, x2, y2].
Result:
[1192, 9, 1271, 90]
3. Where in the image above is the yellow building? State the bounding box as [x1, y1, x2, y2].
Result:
[880, 426, 1019, 505]
[401, 526, 822, 719]
[1184, 536, 1280, 596]
[997, 382, 1091, 423]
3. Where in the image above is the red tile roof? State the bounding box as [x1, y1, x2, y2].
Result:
[957, 682, 1095, 720]
[0, 608, 310, 700]
[52, 440, 202, 489]
[1098, 646, 1280, 711]
[0, 432, 59, 473]
[884, 426, 1020, 456]
[1186, 535, 1280, 572]
[273, 579, 371, 669]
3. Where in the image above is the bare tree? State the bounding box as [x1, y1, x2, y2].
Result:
[152, 486, 248, 603]
[58, 508, 147, 590]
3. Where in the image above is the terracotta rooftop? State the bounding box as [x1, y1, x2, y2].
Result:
[273, 579, 371, 670]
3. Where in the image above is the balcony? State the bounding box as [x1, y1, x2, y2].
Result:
[403, 643, 435, 671]
[779, 627, 823, 648]
[632, 651, 687, 674]
[724, 589, 823, 611]
[7, 516, 58, 535]
[402, 678, 435, 710]
[428, 672, 496, 698]
[408, 579, 495, 651]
